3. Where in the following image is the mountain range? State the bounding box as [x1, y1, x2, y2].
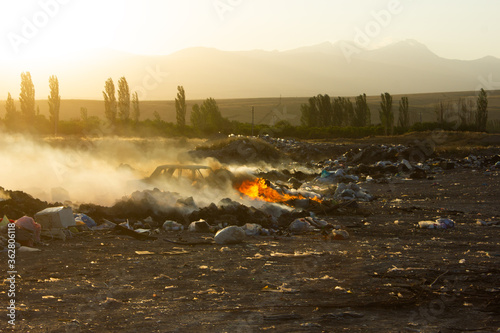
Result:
[1, 39, 499, 100]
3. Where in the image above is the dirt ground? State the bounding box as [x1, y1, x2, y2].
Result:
[2, 168, 498, 332]
[2, 137, 500, 332]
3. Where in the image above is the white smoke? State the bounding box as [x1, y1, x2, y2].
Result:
[0, 134, 242, 207]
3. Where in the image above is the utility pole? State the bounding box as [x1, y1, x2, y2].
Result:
[251, 106, 254, 136]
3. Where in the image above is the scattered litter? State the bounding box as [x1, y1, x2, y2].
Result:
[119, 221, 133, 230]
[74, 213, 97, 228]
[135, 228, 153, 235]
[188, 219, 210, 233]
[317, 168, 359, 184]
[163, 220, 184, 231]
[0, 215, 11, 228]
[334, 183, 373, 201]
[18, 246, 42, 252]
[114, 222, 156, 240]
[35, 206, 75, 229]
[261, 285, 298, 293]
[241, 223, 262, 236]
[164, 285, 177, 290]
[15, 216, 42, 246]
[418, 218, 455, 229]
[476, 219, 500, 226]
[161, 249, 190, 255]
[100, 297, 122, 308]
[289, 218, 315, 234]
[135, 251, 155, 255]
[270, 251, 325, 258]
[331, 229, 350, 240]
[92, 220, 116, 230]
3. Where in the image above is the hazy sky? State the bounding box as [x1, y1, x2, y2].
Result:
[0, 0, 499, 64]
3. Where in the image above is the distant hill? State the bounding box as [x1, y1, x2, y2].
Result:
[0, 40, 499, 101]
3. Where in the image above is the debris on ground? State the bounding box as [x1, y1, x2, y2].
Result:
[418, 218, 455, 229]
[188, 219, 211, 233]
[163, 220, 184, 231]
[190, 137, 285, 164]
[1, 134, 499, 331]
[331, 229, 350, 240]
[14, 216, 42, 246]
[476, 219, 500, 226]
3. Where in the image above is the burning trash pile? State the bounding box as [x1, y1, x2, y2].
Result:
[3, 135, 498, 252]
[237, 177, 322, 205]
[0, 159, 367, 250]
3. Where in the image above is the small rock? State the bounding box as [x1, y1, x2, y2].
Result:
[289, 218, 314, 234]
[18, 246, 41, 252]
[305, 216, 328, 228]
[214, 226, 246, 245]
[188, 219, 210, 233]
[331, 230, 349, 240]
[163, 220, 184, 231]
[418, 218, 454, 229]
[100, 297, 121, 308]
[242, 223, 262, 236]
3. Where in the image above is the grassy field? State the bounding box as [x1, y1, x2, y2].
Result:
[1, 90, 499, 126]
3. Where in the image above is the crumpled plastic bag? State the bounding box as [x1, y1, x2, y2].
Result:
[15, 216, 42, 245]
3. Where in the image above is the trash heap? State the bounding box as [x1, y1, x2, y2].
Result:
[190, 136, 284, 164]
[0, 175, 360, 250]
[2, 140, 497, 251]
[0, 186, 52, 218]
[0, 206, 98, 252]
[259, 134, 350, 161]
[330, 144, 500, 177]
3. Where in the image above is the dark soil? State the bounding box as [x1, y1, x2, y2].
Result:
[5, 167, 500, 332]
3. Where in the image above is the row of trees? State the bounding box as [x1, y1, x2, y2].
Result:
[174, 85, 230, 132]
[4, 72, 60, 133]
[434, 89, 488, 131]
[102, 77, 140, 125]
[301, 90, 488, 135]
[300, 92, 410, 135]
[2, 73, 492, 137]
[300, 94, 371, 128]
[1, 73, 229, 135]
[102, 81, 229, 133]
[378, 93, 410, 135]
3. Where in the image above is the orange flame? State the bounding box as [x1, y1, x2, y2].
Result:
[237, 178, 322, 204]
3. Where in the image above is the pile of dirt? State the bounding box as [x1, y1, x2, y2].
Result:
[190, 137, 285, 164]
[78, 192, 278, 229]
[188, 198, 275, 228]
[0, 186, 53, 219]
[78, 189, 192, 225]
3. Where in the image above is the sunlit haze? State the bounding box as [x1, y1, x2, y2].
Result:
[1, 0, 499, 60]
[0, 0, 499, 99]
